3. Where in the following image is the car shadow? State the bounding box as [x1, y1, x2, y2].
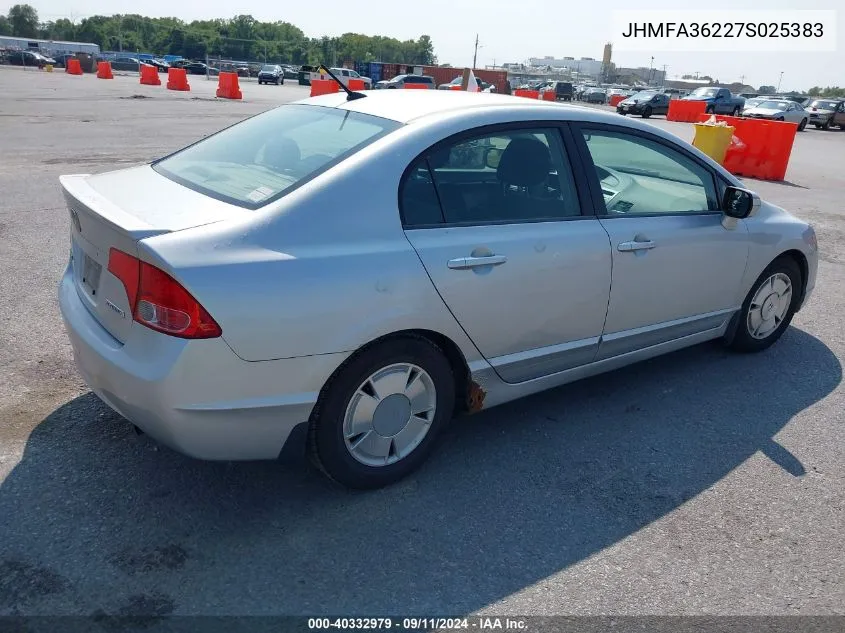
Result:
[0, 328, 840, 620]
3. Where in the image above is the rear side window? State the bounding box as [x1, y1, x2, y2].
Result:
[154, 105, 401, 209]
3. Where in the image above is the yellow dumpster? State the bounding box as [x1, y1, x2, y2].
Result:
[692, 122, 734, 165]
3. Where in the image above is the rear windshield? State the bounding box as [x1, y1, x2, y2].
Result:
[153, 105, 401, 209]
[810, 100, 839, 109]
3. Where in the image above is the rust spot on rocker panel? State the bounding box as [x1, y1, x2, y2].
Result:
[466, 380, 486, 413]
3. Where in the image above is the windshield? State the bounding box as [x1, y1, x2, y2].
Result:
[691, 88, 718, 97]
[630, 91, 656, 99]
[154, 105, 401, 209]
[810, 100, 839, 109]
[260, 65, 276, 72]
[757, 100, 789, 110]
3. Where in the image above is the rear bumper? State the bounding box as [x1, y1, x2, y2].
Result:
[59, 263, 348, 460]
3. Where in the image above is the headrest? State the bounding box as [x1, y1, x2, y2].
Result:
[497, 138, 551, 187]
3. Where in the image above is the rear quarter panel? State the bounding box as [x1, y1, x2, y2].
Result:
[139, 124, 487, 363]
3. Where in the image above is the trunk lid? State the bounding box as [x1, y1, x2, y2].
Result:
[61, 167, 245, 343]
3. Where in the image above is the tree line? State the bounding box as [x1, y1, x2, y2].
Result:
[0, 4, 437, 65]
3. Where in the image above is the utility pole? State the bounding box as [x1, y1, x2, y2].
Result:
[472, 34, 479, 69]
[776, 71, 784, 92]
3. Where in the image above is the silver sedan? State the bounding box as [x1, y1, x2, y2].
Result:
[58, 91, 818, 488]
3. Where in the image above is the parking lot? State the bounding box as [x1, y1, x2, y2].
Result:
[1, 68, 843, 618]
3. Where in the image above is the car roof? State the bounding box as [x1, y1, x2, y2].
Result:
[301, 89, 626, 125]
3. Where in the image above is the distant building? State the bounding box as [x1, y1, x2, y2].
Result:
[615, 66, 666, 84]
[0, 36, 100, 56]
[527, 56, 604, 78]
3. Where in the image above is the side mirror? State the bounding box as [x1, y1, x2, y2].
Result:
[722, 186, 760, 219]
[485, 147, 504, 169]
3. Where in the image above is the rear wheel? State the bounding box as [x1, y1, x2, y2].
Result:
[731, 106, 741, 116]
[820, 120, 831, 130]
[728, 257, 802, 353]
[798, 118, 807, 131]
[308, 337, 456, 489]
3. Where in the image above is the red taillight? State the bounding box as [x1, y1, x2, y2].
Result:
[107, 248, 221, 339]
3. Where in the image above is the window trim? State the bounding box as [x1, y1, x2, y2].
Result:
[568, 121, 724, 219]
[398, 121, 593, 229]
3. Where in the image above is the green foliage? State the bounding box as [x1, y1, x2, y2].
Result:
[9, 6, 437, 65]
[8, 3, 38, 37]
[0, 15, 11, 36]
[807, 86, 844, 98]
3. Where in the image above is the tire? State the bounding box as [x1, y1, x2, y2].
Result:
[813, 124, 821, 129]
[728, 256, 802, 353]
[731, 106, 741, 116]
[705, 105, 715, 114]
[642, 106, 652, 119]
[308, 336, 456, 489]
[798, 118, 807, 131]
[820, 120, 830, 130]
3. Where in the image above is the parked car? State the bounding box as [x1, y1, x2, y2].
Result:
[616, 90, 671, 118]
[4, 50, 52, 67]
[141, 59, 169, 73]
[172, 60, 211, 75]
[438, 75, 495, 92]
[328, 67, 373, 89]
[281, 65, 299, 80]
[374, 74, 435, 89]
[57, 90, 818, 489]
[539, 81, 573, 101]
[582, 88, 607, 104]
[741, 99, 809, 130]
[258, 64, 284, 85]
[110, 57, 141, 72]
[683, 87, 745, 115]
[805, 98, 845, 129]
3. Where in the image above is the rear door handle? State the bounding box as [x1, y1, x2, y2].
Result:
[617, 240, 656, 252]
[447, 255, 508, 269]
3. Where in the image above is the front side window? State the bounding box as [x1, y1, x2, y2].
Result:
[580, 129, 718, 215]
[401, 128, 580, 226]
[154, 105, 401, 209]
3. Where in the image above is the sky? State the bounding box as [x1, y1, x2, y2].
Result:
[17, 0, 844, 91]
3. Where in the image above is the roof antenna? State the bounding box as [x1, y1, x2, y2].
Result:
[319, 64, 367, 101]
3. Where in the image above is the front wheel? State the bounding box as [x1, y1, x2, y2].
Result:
[642, 106, 652, 118]
[308, 337, 456, 489]
[798, 118, 807, 131]
[728, 257, 802, 353]
[731, 106, 740, 116]
[705, 105, 715, 114]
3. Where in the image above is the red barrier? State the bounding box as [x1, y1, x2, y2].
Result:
[310, 79, 339, 96]
[696, 114, 798, 181]
[166, 67, 190, 91]
[65, 58, 82, 75]
[140, 63, 161, 86]
[347, 78, 366, 91]
[609, 94, 624, 107]
[667, 99, 707, 122]
[215, 71, 241, 99]
[541, 90, 556, 101]
[96, 61, 113, 79]
[514, 89, 540, 99]
[403, 83, 429, 89]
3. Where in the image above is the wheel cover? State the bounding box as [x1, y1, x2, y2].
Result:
[747, 273, 792, 340]
[343, 363, 437, 467]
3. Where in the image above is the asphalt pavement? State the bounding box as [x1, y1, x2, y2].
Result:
[0, 68, 843, 620]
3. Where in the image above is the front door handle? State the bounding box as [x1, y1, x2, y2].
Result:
[617, 240, 656, 252]
[447, 255, 508, 270]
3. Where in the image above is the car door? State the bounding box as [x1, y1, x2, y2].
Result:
[834, 102, 845, 127]
[657, 94, 671, 114]
[571, 123, 750, 360]
[401, 125, 613, 383]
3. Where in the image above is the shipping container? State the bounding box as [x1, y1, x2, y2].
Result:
[422, 66, 508, 93]
[368, 62, 382, 82]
